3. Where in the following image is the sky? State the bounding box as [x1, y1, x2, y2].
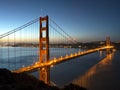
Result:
[0, 0, 120, 42]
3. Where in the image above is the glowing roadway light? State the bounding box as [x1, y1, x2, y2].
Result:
[48, 60, 53, 65]
[60, 56, 63, 59]
[65, 55, 68, 58]
[50, 65, 54, 68]
[75, 53, 78, 56]
[53, 60, 57, 63]
[70, 53, 73, 57]
[42, 68, 45, 70]
[35, 62, 38, 65]
[41, 63, 43, 66]
[27, 66, 30, 69]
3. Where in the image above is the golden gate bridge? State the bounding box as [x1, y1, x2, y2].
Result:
[0, 16, 114, 84]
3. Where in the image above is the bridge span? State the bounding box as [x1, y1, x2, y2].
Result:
[13, 46, 114, 73]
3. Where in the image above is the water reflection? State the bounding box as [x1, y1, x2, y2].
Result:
[72, 52, 115, 90]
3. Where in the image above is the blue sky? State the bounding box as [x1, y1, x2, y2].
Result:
[0, 0, 120, 42]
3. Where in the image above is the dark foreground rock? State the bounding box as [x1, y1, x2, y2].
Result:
[0, 68, 87, 90]
[62, 83, 87, 90]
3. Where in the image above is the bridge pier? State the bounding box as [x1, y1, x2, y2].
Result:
[40, 66, 50, 84]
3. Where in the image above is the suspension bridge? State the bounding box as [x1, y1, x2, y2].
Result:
[0, 16, 114, 84]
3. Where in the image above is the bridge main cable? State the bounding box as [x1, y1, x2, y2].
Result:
[0, 17, 39, 39]
[49, 17, 79, 44]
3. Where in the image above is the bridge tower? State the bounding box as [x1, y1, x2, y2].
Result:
[106, 36, 110, 46]
[39, 16, 50, 84]
[106, 36, 111, 54]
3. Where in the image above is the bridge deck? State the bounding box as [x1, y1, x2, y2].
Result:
[13, 46, 114, 73]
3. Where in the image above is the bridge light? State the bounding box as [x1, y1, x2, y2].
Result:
[35, 62, 38, 65]
[66, 55, 68, 58]
[49, 61, 53, 64]
[70, 53, 73, 57]
[53, 60, 57, 63]
[27, 66, 30, 69]
[50, 65, 54, 68]
[53, 57, 57, 63]
[60, 56, 63, 59]
[42, 68, 45, 70]
[41, 63, 43, 66]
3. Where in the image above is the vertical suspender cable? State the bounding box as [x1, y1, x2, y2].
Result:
[8, 35, 10, 69]
[14, 32, 16, 70]
[0, 38, 3, 67]
[20, 30, 22, 68]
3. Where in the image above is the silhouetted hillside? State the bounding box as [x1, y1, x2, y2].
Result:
[0, 69, 87, 90]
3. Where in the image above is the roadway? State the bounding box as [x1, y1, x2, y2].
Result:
[12, 46, 114, 73]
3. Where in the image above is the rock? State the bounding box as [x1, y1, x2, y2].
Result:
[62, 83, 87, 90]
[0, 68, 14, 85]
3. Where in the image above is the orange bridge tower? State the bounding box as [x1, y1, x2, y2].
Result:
[39, 16, 50, 84]
[106, 36, 111, 54]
